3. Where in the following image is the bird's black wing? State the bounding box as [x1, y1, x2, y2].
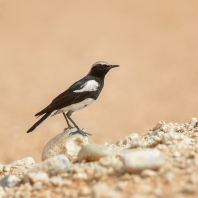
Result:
[35, 76, 100, 116]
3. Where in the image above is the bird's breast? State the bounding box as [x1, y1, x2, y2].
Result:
[60, 98, 95, 113]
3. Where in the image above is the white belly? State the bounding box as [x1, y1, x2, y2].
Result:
[60, 98, 95, 113]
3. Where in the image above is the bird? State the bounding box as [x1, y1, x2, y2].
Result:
[27, 61, 119, 136]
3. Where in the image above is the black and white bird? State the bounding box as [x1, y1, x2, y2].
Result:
[27, 61, 119, 136]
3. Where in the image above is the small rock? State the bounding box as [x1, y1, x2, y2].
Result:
[10, 157, 35, 167]
[115, 181, 128, 191]
[141, 169, 157, 177]
[192, 133, 198, 138]
[78, 144, 121, 161]
[92, 182, 121, 198]
[65, 136, 88, 163]
[183, 184, 196, 194]
[23, 172, 49, 184]
[50, 176, 64, 186]
[153, 121, 165, 130]
[173, 151, 181, 157]
[42, 128, 88, 161]
[3, 166, 10, 172]
[131, 175, 141, 183]
[188, 125, 194, 131]
[162, 171, 175, 182]
[138, 184, 153, 194]
[190, 173, 198, 184]
[99, 156, 123, 172]
[122, 149, 164, 173]
[128, 133, 139, 140]
[29, 154, 70, 175]
[33, 181, 43, 190]
[189, 118, 197, 126]
[0, 175, 21, 188]
[79, 186, 91, 196]
[154, 136, 161, 142]
[0, 186, 6, 197]
[73, 172, 88, 180]
[0, 187, 5, 197]
[0, 164, 3, 172]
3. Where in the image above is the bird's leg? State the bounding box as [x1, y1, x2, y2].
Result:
[66, 111, 91, 137]
[62, 112, 72, 129]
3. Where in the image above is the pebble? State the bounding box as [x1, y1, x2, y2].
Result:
[65, 136, 88, 163]
[115, 181, 128, 191]
[162, 171, 175, 182]
[23, 172, 49, 184]
[122, 149, 164, 173]
[92, 182, 121, 198]
[99, 156, 122, 171]
[29, 154, 70, 175]
[141, 169, 157, 177]
[189, 118, 197, 126]
[10, 157, 35, 167]
[50, 176, 64, 186]
[78, 144, 121, 161]
[42, 128, 88, 161]
[3, 166, 10, 172]
[73, 172, 88, 180]
[0, 187, 5, 197]
[183, 184, 196, 194]
[0, 164, 3, 172]
[190, 173, 198, 184]
[0, 175, 21, 188]
[173, 151, 181, 157]
[33, 181, 43, 190]
[79, 186, 91, 196]
[2, 117, 198, 198]
[123, 133, 140, 148]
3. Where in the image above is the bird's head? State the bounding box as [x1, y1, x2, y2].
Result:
[88, 61, 119, 77]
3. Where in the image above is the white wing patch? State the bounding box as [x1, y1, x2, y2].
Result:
[73, 80, 99, 93]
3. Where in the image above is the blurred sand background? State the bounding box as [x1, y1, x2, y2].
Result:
[0, 1, 198, 163]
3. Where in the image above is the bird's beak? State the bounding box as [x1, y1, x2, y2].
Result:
[109, 64, 119, 69]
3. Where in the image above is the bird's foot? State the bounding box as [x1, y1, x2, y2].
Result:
[64, 126, 73, 131]
[69, 128, 92, 137]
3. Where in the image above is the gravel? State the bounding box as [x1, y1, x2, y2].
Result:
[1, 118, 198, 197]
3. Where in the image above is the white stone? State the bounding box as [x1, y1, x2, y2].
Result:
[92, 182, 121, 198]
[10, 157, 35, 167]
[3, 166, 10, 172]
[173, 151, 181, 157]
[122, 149, 164, 173]
[23, 172, 49, 184]
[128, 133, 139, 140]
[78, 144, 122, 162]
[141, 169, 157, 177]
[0, 175, 21, 188]
[29, 154, 70, 175]
[0, 187, 5, 197]
[33, 181, 43, 190]
[79, 186, 91, 196]
[50, 176, 64, 186]
[0, 164, 3, 172]
[73, 172, 88, 180]
[189, 118, 197, 126]
[190, 173, 198, 184]
[42, 128, 88, 161]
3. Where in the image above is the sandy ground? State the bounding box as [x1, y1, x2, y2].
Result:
[0, 1, 198, 163]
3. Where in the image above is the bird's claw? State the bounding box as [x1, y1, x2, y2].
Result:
[69, 128, 92, 137]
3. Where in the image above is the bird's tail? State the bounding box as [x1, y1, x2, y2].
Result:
[27, 112, 51, 133]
